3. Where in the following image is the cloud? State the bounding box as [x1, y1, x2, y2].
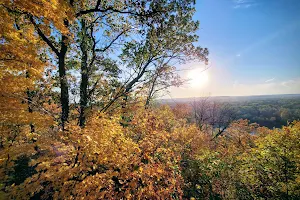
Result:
[265, 77, 275, 83]
[230, 78, 300, 96]
[232, 0, 257, 9]
[236, 54, 241, 57]
[281, 79, 296, 87]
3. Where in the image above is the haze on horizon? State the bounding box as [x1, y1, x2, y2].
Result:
[167, 0, 300, 99]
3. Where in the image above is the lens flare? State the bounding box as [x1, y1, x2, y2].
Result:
[187, 68, 209, 88]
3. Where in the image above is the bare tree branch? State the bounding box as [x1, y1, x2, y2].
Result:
[76, 6, 163, 17]
[95, 31, 125, 52]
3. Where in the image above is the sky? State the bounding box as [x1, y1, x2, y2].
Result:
[169, 0, 300, 98]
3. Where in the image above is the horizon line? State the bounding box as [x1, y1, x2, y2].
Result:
[159, 93, 300, 100]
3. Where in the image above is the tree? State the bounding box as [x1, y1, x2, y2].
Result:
[191, 97, 236, 137]
[144, 60, 184, 108]
[0, 0, 60, 131]
[99, 11, 208, 113]
[72, 0, 208, 126]
[239, 121, 300, 199]
[1, 0, 75, 128]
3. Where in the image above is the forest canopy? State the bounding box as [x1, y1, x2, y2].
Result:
[0, 0, 299, 199]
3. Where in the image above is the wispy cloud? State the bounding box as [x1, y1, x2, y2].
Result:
[265, 77, 275, 83]
[229, 78, 300, 96]
[236, 54, 241, 57]
[233, 0, 257, 9]
[281, 79, 295, 87]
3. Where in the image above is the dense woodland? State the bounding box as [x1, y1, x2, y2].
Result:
[233, 96, 300, 128]
[0, 0, 299, 199]
[163, 94, 300, 129]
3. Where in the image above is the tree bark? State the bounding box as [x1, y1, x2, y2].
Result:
[79, 19, 89, 127]
[26, 71, 35, 133]
[30, 16, 70, 129]
[58, 34, 69, 129]
[145, 74, 158, 108]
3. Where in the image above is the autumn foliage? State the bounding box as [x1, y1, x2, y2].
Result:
[1, 102, 300, 199]
[0, 0, 300, 199]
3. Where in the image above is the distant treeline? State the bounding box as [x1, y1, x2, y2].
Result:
[161, 95, 300, 129]
[230, 97, 300, 128]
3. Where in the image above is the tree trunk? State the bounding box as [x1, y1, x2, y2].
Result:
[30, 16, 70, 129]
[26, 89, 35, 133]
[26, 71, 34, 133]
[145, 74, 158, 108]
[79, 19, 89, 127]
[58, 34, 69, 129]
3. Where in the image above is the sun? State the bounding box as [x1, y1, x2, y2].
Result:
[187, 68, 209, 88]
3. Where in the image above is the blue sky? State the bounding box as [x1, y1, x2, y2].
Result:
[169, 0, 300, 97]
